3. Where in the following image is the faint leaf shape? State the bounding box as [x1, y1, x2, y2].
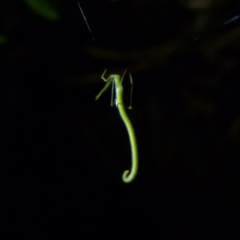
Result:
[24, 0, 60, 21]
[229, 117, 240, 145]
[0, 34, 7, 44]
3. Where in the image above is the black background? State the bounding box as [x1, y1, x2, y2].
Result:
[1, 0, 240, 239]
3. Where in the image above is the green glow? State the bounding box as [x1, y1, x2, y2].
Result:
[0, 34, 7, 44]
[24, 0, 60, 21]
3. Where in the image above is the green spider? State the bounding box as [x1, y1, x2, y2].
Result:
[95, 69, 138, 183]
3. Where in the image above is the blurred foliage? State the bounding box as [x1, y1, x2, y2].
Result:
[0, 33, 7, 44]
[24, 0, 60, 20]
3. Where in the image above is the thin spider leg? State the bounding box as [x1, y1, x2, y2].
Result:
[101, 69, 108, 82]
[95, 79, 112, 100]
[120, 69, 128, 84]
[128, 73, 133, 109]
[110, 77, 115, 106]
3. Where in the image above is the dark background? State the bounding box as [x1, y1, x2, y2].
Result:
[1, 0, 240, 239]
